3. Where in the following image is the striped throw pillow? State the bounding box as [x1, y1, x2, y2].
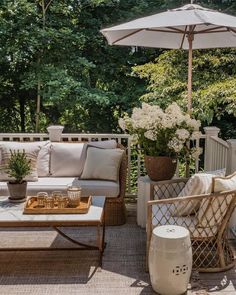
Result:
[173, 169, 226, 216]
[0, 144, 41, 181]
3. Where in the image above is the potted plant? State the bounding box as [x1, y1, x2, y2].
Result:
[119, 102, 202, 181]
[4, 150, 32, 203]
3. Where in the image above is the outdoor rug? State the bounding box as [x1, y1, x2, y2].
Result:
[0, 206, 235, 295]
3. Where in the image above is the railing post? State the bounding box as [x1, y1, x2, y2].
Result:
[204, 126, 220, 171]
[226, 139, 236, 174]
[47, 125, 64, 142]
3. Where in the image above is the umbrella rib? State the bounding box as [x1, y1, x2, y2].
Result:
[167, 27, 186, 33]
[111, 29, 144, 45]
[196, 26, 226, 34]
[147, 28, 184, 34]
[229, 28, 236, 33]
[180, 26, 188, 49]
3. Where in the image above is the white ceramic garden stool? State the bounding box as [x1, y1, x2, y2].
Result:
[149, 225, 192, 295]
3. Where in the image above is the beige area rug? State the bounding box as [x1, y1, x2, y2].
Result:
[0, 210, 235, 295]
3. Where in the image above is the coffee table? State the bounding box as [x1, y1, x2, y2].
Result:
[0, 196, 106, 266]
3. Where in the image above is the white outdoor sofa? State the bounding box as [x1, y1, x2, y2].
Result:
[0, 140, 127, 225]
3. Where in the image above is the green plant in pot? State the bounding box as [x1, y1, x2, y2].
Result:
[4, 150, 32, 203]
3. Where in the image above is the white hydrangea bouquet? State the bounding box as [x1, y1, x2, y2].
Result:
[119, 102, 202, 159]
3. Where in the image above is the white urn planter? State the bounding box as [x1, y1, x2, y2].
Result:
[47, 125, 64, 142]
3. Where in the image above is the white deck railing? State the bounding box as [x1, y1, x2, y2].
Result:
[0, 126, 235, 197]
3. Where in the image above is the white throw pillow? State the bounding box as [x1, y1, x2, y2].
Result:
[37, 141, 51, 176]
[80, 147, 124, 181]
[197, 173, 236, 228]
[212, 172, 236, 193]
[173, 169, 226, 216]
[0, 142, 41, 181]
[50, 142, 84, 177]
[78, 140, 117, 176]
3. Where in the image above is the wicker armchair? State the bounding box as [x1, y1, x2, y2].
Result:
[147, 178, 236, 272]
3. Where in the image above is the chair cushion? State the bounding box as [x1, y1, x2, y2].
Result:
[80, 147, 124, 181]
[173, 169, 226, 216]
[212, 172, 236, 192]
[0, 177, 120, 198]
[197, 173, 236, 228]
[152, 203, 217, 238]
[50, 143, 84, 177]
[0, 142, 43, 181]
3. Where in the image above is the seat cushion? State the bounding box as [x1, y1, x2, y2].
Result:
[0, 177, 120, 198]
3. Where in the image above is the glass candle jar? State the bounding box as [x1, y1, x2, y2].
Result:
[67, 186, 81, 208]
[36, 192, 48, 207]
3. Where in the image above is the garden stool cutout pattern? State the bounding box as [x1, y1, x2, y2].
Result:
[148, 225, 192, 295]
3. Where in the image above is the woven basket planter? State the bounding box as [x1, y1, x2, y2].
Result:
[144, 156, 177, 181]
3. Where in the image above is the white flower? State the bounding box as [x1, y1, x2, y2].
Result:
[144, 130, 156, 141]
[118, 118, 126, 131]
[176, 129, 190, 141]
[130, 134, 139, 145]
[118, 102, 201, 157]
[168, 137, 184, 153]
[191, 147, 203, 159]
[190, 131, 202, 140]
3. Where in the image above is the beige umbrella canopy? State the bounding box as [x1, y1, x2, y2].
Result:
[101, 3, 236, 112]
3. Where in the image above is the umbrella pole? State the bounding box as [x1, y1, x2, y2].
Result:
[187, 35, 193, 114]
[186, 33, 194, 178]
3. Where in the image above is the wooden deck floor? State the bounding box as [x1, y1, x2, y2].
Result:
[126, 203, 236, 295]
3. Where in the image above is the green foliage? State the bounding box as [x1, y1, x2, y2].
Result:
[132, 48, 236, 128]
[5, 150, 32, 183]
[0, 0, 235, 134]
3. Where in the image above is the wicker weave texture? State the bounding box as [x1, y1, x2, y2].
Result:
[147, 179, 236, 272]
[104, 143, 127, 226]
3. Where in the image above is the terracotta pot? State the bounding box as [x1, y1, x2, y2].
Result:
[7, 181, 27, 203]
[144, 155, 177, 181]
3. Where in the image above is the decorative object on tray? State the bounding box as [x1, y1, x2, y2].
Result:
[24, 195, 91, 214]
[67, 186, 81, 207]
[0, 150, 32, 203]
[119, 102, 202, 180]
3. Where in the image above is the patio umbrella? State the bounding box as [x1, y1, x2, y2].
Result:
[100, 3, 236, 112]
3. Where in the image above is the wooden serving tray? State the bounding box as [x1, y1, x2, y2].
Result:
[23, 196, 92, 214]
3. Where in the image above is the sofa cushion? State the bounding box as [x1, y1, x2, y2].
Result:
[0, 141, 50, 178]
[0, 177, 119, 198]
[37, 142, 51, 177]
[50, 143, 84, 177]
[80, 147, 124, 181]
[78, 139, 117, 176]
[0, 142, 42, 181]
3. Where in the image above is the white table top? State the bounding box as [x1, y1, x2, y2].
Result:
[0, 196, 105, 226]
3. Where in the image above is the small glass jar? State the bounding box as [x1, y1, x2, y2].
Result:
[51, 191, 62, 205]
[67, 186, 81, 208]
[44, 196, 54, 209]
[36, 192, 48, 207]
[57, 196, 69, 209]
